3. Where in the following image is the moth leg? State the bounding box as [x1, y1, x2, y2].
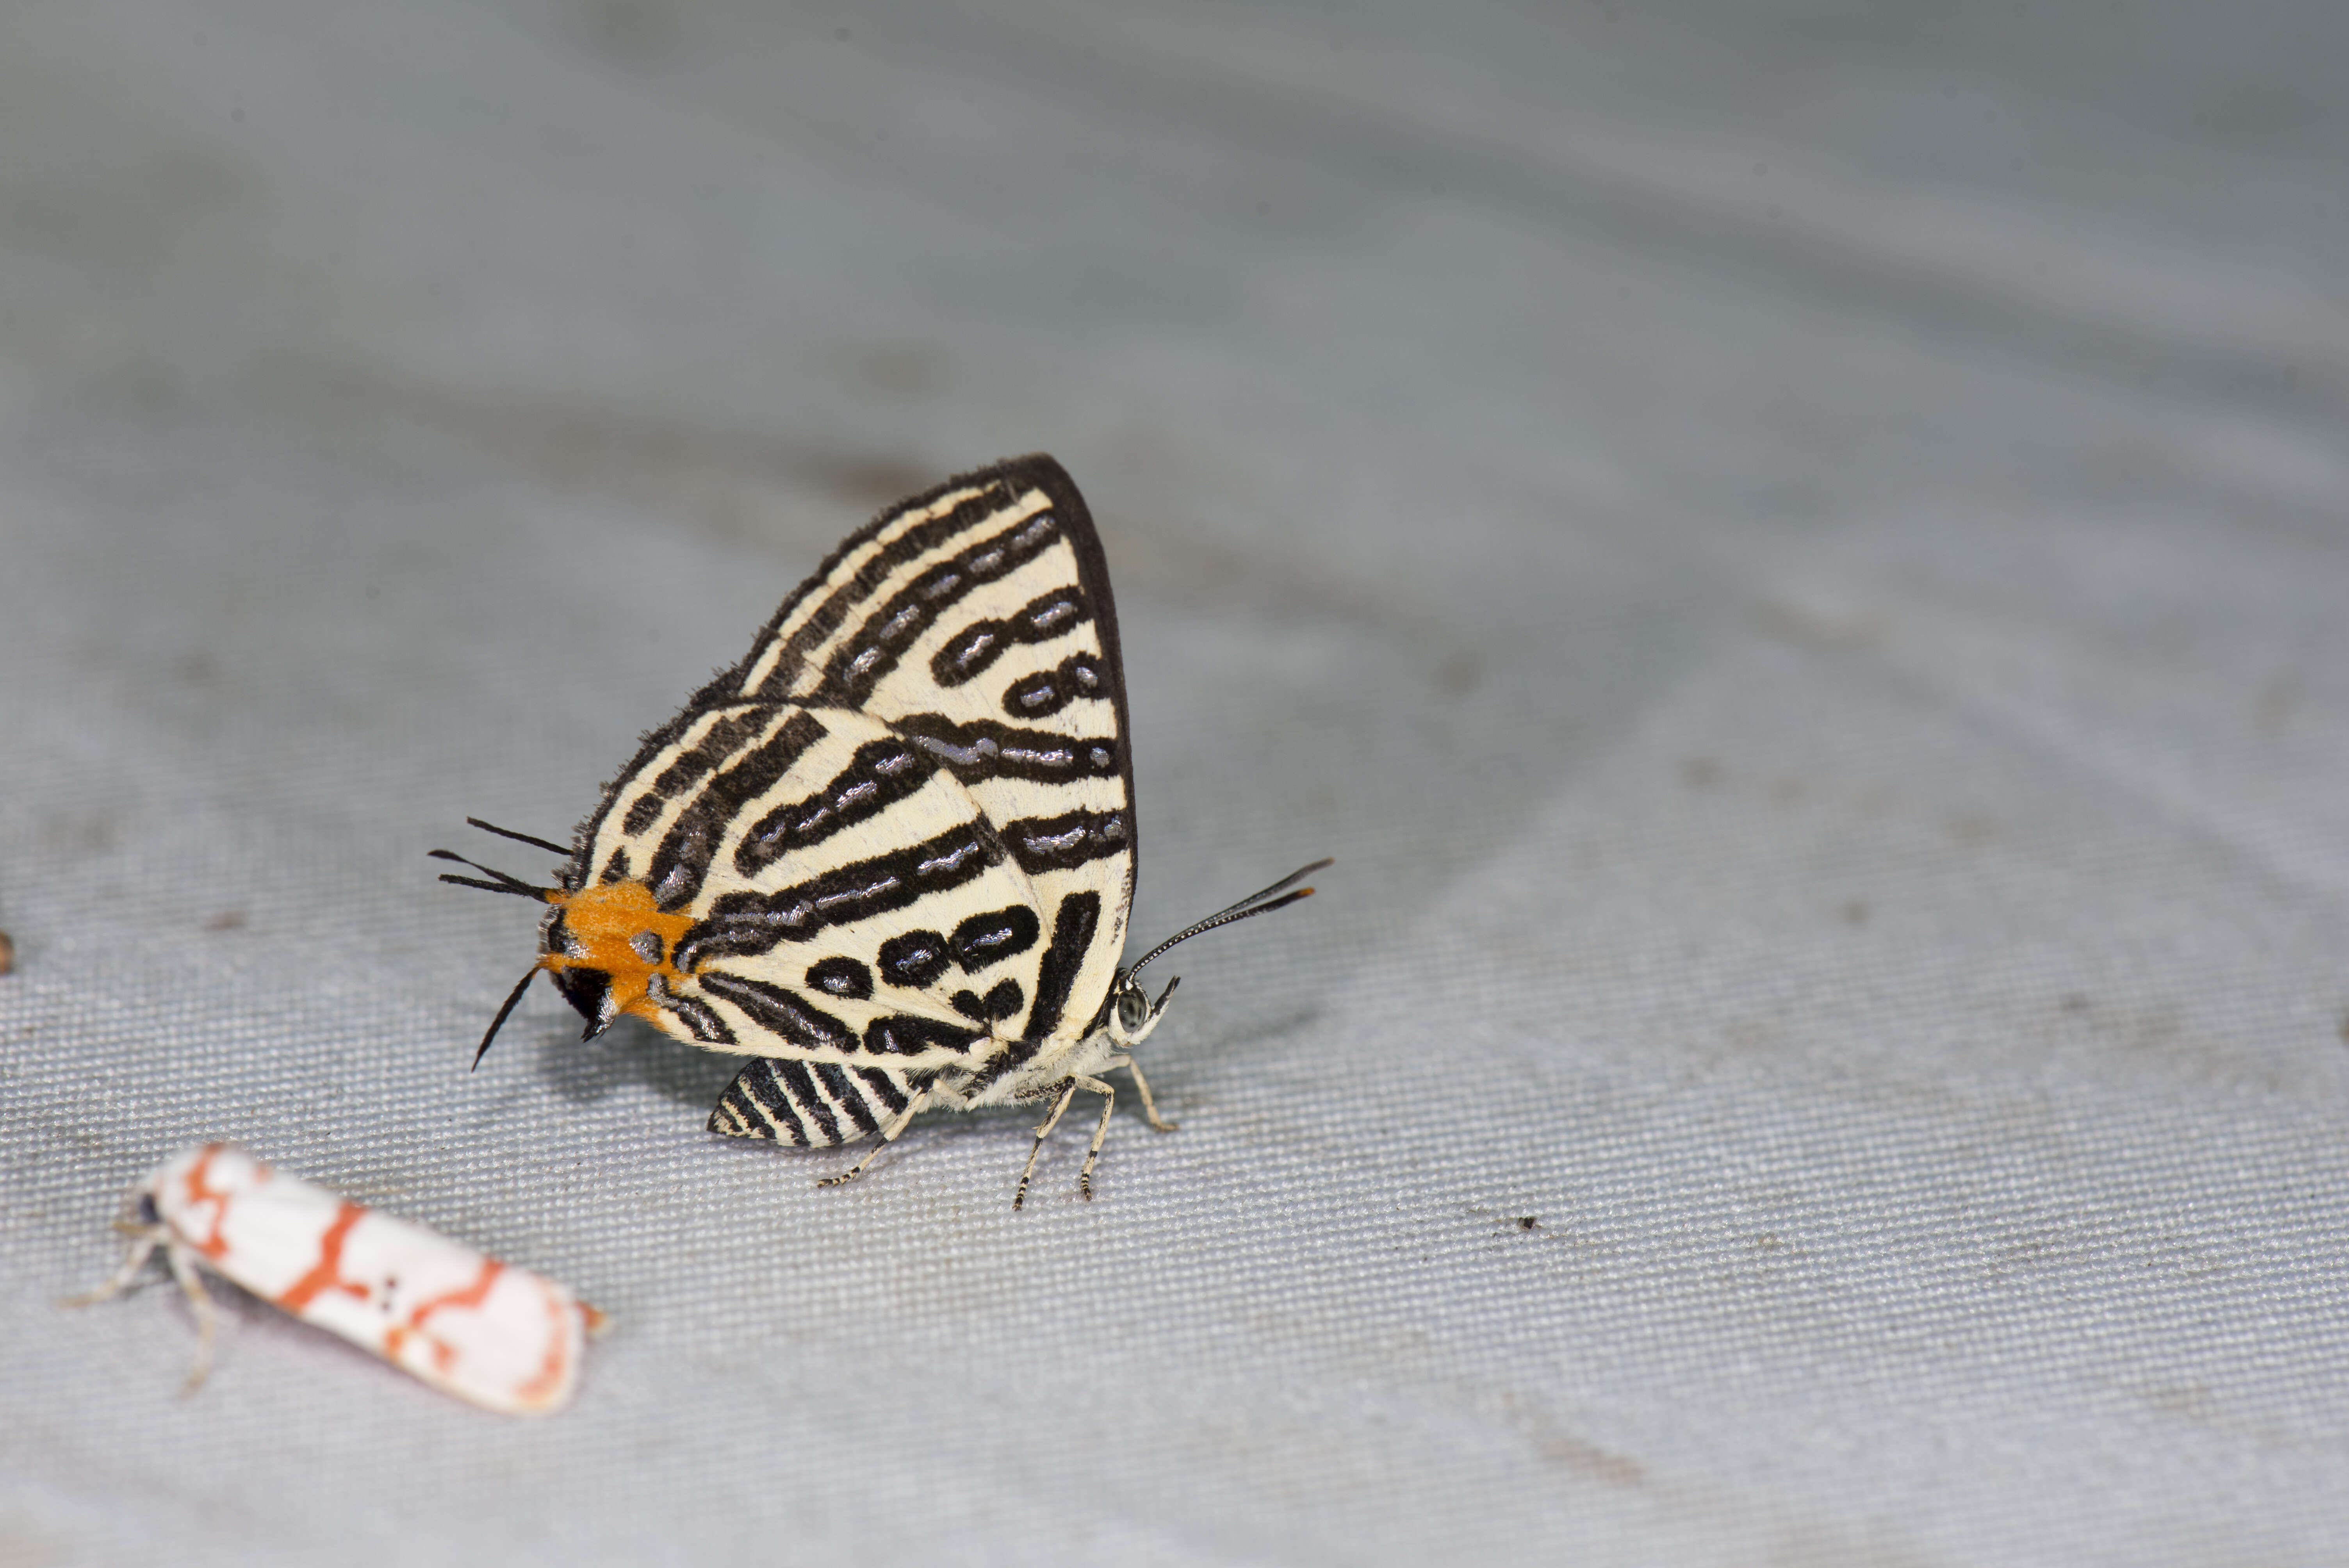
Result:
[58, 1224, 163, 1309]
[161, 1241, 220, 1396]
[1123, 1058, 1180, 1133]
[1072, 1075, 1120, 1200]
[817, 1088, 932, 1189]
[1012, 1078, 1079, 1211]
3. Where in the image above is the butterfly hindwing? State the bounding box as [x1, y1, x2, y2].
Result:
[546, 457, 1139, 1135]
[711, 1057, 923, 1149]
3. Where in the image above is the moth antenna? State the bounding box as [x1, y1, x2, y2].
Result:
[1126, 858, 1330, 977]
[472, 965, 542, 1070]
[465, 818, 573, 858]
[428, 848, 547, 899]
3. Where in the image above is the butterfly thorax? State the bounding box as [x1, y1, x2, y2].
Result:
[535, 879, 695, 1035]
[931, 1026, 1134, 1111]
[946, 970, 1172, 1107]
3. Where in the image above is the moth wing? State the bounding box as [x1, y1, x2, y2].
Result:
[321, 1209, 593, 1415]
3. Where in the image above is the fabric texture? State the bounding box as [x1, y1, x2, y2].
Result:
[3, 1, 2346, 1563]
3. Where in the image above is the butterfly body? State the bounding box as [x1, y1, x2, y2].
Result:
[445, 455, 1316, 1204]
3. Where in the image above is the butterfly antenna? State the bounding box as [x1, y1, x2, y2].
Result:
[466, 817, 572, 858]
[1126, 858, 1331, 977]
[1198, 857, 1332, 924]
[471, 965, 542, 1070]
[428, 848, 549, 900]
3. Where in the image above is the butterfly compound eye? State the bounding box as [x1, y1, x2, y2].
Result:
[1116, 982, 1149, 1032]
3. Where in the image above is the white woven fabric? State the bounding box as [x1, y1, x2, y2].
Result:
[5, 1, 2347, 1562]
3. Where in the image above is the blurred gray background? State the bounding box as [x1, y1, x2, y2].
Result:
[3, 1, 2347, 1563]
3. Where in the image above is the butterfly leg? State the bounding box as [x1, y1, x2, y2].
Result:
[1073, 1074, 1118, 1200]
[1012, 1078, 1080, 1210]
[162, 1241, 221, 1395]
[58, 1223, 163, 1309]
[816, 1088, 932, 1189]
[1123, 1058, 1180, 1133]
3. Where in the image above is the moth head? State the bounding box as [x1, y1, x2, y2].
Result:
[1105, 971, 1180, 1049]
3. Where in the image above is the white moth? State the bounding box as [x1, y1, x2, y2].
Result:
[67, 1144, 606, 1414]
[438, 454, 1325, 1206]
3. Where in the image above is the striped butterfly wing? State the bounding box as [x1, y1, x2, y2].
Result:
[550, 457, 1137, 1145]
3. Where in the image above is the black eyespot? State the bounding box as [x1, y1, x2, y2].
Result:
[950, 979, 1024, 1023]
[806, 956, 873, 1000]
[878, 930, 949, 989]
[948, 905, 1041, 972]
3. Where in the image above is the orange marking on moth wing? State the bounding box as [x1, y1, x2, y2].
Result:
[538, 880, 698, 1028]
[180, 1144, 240, 1260]
[509, 1284, 575, 1410]
[383, 1257, 504, 1372]
[276, 1202, 372, 1312]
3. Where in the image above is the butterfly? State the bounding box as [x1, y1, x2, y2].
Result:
[437, 454, 1325, 1206]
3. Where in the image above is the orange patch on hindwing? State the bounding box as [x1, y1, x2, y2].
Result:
[541, 880, 697, 1027]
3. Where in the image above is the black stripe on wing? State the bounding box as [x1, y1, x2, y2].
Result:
[864, 1013, 985, 1057]
[644, 974, 738, 1046]
[644, 709, 831, 909]
[619, 707, 775, 837]
[710, 1058, 922, 1146]
[728, 718, 1116, 880]
[1004, 456, 1139, 892]
[928, 586, 1093, 690]
[736, 486, 1026, 704]
[1000, 654, 1106, 719]
[1022, 890, 1100, 1041]
[732, 732, 933, 879]
[709, 1061, 930, 1145]
[813, 1060, 881, 1137]
[711, 1057, 810, 1143]
[695, 971, 858, 1053]
[675, 819, 1006, 969]
[855, 1065, 910, 1113]
[818, 508, 1064, 706]
[1003, 809, 1130, 875]
[893, 715, 1119, 784]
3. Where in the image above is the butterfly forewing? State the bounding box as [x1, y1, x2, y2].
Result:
[551, 456, 1138, 1117]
